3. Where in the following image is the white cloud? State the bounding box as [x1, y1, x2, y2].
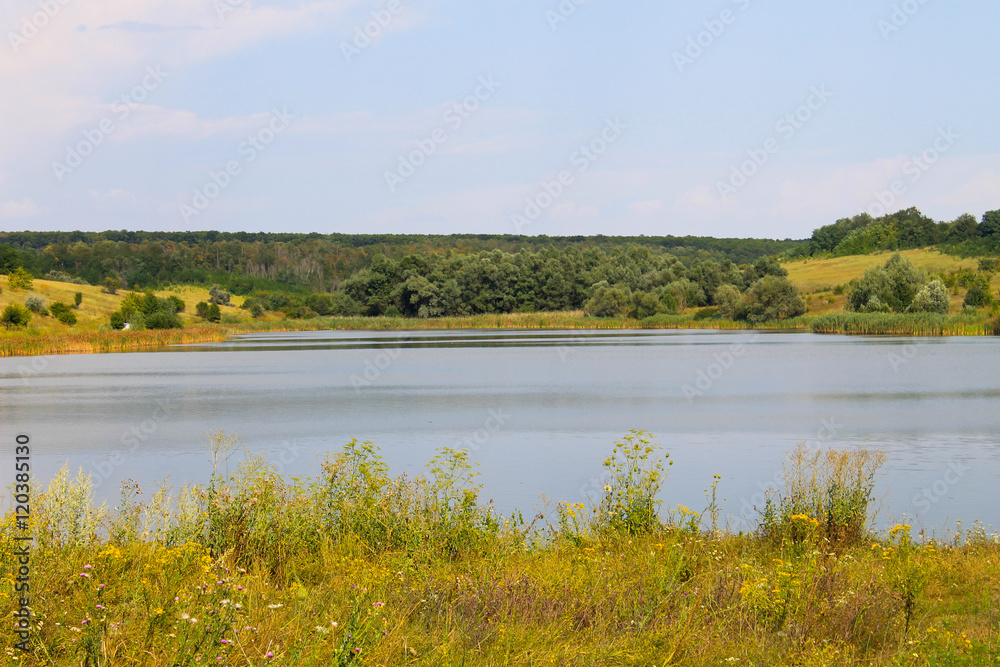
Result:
[549, 202, 598, 221]
[629, 199, 662, 215]
[0, 198, 41, 218]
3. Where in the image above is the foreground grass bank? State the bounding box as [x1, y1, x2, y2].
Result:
[3, 433, 999, 666]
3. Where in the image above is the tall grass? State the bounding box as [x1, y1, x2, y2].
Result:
[810, 311, 993, 335]
[760, 444, 888, 549]
[6, 433, 1000, 665]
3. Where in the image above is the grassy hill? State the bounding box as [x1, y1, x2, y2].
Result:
[0, 279, 251, 334]
[784, 248, 997, 316]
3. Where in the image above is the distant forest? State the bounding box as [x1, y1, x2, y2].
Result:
[0, 231, 803, 293]
[0, 207, 996, 322]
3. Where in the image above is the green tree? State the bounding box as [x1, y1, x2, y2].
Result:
[207, 303, 221, 322]
[745, 275, 806, 323]
[846, 254, 926, 313]
[0, 244, 21, 273]
[584, 285, 631, 318]
[196, 302, 210, 319]
[980, 210, 1000, 237]
[1, 304, 31, 329]
[7, 267, 33, 290]
[631, 291, 665, 319]
[109, 311, 126, 329]
[946, 213, 980, 243]
[74, 292, 83, 308]
[714, 284, 747, 321]
[103, 274, 123, 295]
[908, 280, 950, 314]
[963, 276, 995, 309]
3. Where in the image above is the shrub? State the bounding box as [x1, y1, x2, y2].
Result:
[25, 294, 46, 313]
[109, 311, 126, 330]
[196, 301, 221, 321]
[693, 306, 719, 320]
[74, 292, 83, 307]
[7, 267, 34, 290]
[208, 284, 231, 306]
[44, 270, 88, 285]
[50, 302, 76, 325]
[1, 303, 31, 329]
[760, 444, 887, 550]
[978, 258, 1000, 273]
[166, 295, 185, 312]
[144, 310, 183, 329]
[908, 279, 950, 314]
[963, 276, 994, 308]
[102, 274, 123, 295]
[595, 430, 671, 536]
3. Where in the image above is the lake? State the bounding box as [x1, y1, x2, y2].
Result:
[2, 328, 999, 535]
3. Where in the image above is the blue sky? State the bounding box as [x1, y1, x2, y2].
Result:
[1, 0, 997, 239]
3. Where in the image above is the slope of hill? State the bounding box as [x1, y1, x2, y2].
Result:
[785, 249, 996, 315]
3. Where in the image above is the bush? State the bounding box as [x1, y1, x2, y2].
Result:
[1, 303, 32, 329]
[144, 310, 182, 329]
[208, 285, 231, 306]
[74, 292, 83, 307]
[109, 311, 126, 330]
[102, 274, 123, 295]
[7, 267, 34, 290]
[908, 279, 950, 314]
[166, 295, 185, 313]
[44, 270, 88, 285]
[25, 294, 46, 314]
[196, 301, 221, 322]
[963, 276, 994, 309]
[49, 302, 76, 325]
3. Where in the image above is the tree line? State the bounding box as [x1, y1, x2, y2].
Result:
[807, 207, 1000, 257]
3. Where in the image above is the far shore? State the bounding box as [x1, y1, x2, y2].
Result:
[2, 310, 996, 358]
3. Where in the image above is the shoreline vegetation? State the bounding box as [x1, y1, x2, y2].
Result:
[2, 310, 998, 358]
[4, 431, 998, 665]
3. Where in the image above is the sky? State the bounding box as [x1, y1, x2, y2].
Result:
[0, 0, 997, 240]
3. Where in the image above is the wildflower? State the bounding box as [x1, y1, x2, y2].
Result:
[267, 603, 283, 609]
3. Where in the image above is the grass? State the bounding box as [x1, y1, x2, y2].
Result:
[785, 249, 1000, 316]
[3, 432, 1000, 665]
[809, 312, 996, 336]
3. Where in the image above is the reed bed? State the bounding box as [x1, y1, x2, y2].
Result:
[810, 312, 995, 336]
[3, 310, 996, 358]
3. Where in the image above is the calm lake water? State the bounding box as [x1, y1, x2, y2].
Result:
[2, 329, 999, 534]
